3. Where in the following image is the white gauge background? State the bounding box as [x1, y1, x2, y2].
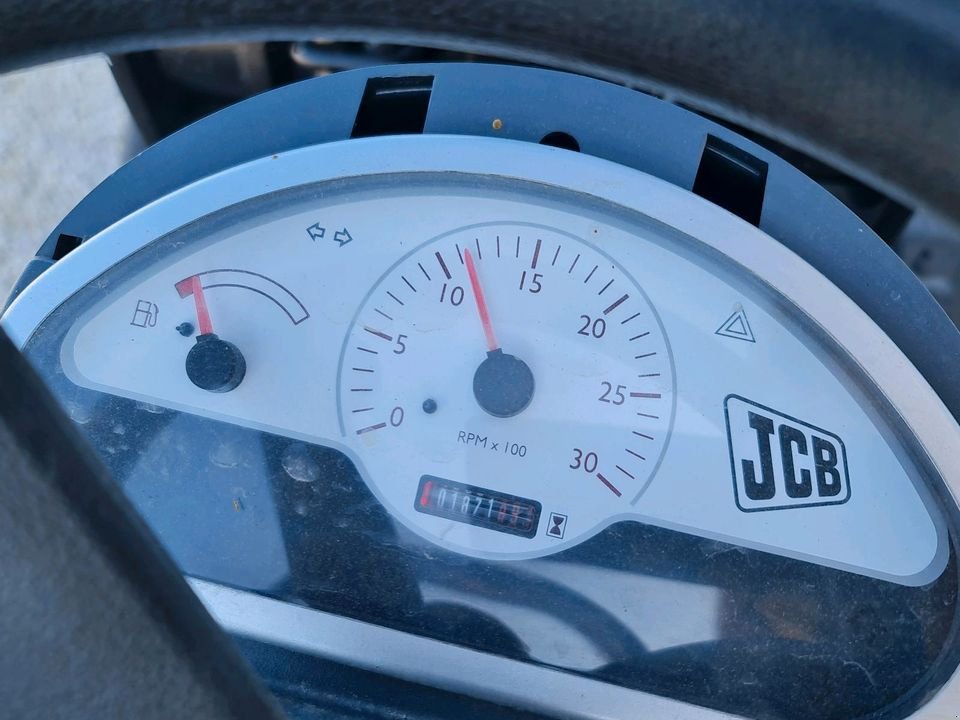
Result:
[40, 176, 944, 583]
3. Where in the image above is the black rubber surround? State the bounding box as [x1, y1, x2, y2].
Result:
[1, 1, 958, 228]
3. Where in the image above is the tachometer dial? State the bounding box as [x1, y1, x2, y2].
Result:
[338, 223, 675, 557]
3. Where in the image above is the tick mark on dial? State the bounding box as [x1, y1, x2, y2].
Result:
[375, 308, 394, 321]
[584, 264, 598, 283]
[364, 327, 393, 342]
[598, 278, 614, 295]
[386, 291, 404, 306]
[568, 254, 580, 273]
[635, 352, 657, 360]
[436, 251, 452, 280]
[626, 449, 647, 461]
[531, 238, 542, 269]
[603, 294, 629, 315]
[621, 312, 642, 325]
[402, 275, 417, 292]
[418, 262, 432, 281]
[630, 392, 662, 399]
[356, 422, 387, 435]
[597, 472, 622, 497]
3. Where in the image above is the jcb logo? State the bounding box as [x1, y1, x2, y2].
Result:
[725, 395, 850, 512]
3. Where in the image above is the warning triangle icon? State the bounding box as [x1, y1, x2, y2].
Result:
[716, 309, 755, 343]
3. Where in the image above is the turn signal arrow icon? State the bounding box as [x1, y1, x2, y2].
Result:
[306, 223, 326, 241]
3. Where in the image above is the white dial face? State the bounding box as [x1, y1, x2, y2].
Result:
[338, 225, 674, 557]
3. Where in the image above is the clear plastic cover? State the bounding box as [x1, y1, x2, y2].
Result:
[17, 175, 960, 719]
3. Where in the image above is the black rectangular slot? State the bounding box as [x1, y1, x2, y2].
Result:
[692, 136, 768, 226]
[351, 76, 434, 138]
[51, 233, 83, 261]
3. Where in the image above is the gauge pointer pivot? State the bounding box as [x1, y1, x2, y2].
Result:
[464, 249, 534, 418]
[176, 275, 246, 393]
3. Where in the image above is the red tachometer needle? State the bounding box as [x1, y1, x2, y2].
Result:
[463, 248, 499, 352]
[175, 275, 214, 336]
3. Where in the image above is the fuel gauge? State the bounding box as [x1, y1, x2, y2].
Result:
[174, 269, 310, 393]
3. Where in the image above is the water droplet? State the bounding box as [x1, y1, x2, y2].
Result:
[209, 440, 241, 469]
[329, 477, 354, 494]
[65, 400, 93, 425]
[134, 401, 166, 415]
[282, 445, 320, 483]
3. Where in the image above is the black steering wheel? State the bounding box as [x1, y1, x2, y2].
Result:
[2, 1, 958, 227]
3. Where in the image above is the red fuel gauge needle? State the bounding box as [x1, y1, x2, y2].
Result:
[176, 275, 214, 336]
[175, 274, 245, 393]
[464, 248, 499, 352]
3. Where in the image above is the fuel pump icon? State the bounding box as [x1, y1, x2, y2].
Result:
[130, 299, 158, 328]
